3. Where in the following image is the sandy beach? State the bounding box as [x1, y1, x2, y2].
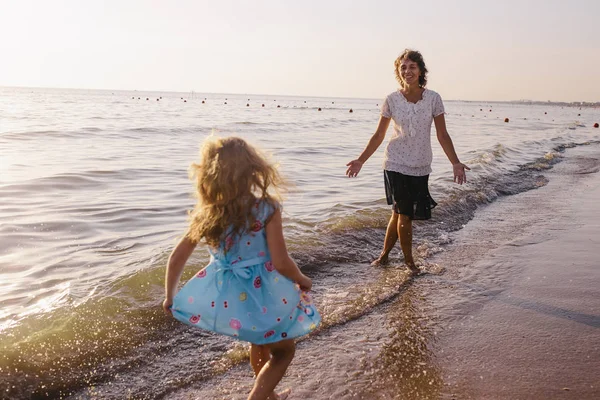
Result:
[433, 143, 600, 399]
[167, 144, 600, 400]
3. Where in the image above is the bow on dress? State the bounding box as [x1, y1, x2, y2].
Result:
[213, 255, 270, 303]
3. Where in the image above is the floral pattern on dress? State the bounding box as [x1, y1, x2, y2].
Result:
[171, 200, 321, 345]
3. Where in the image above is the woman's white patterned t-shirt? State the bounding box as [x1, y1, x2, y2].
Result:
[380, 88, 445, 176]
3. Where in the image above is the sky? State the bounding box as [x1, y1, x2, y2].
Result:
[0, 0, 599, 102]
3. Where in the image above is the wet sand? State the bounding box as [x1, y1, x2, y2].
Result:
[431, 144, 600, 399]
[168, 144, 600, 400]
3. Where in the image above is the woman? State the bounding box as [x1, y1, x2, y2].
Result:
[346, 49, 469, 274]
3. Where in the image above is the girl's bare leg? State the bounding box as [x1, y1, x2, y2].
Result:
[371, 211, 399, 266]
[250, 344, 271, 375]
[250, 345, 282, 399]
[248, 340, 295, 400]
[398, 214, 419, 274]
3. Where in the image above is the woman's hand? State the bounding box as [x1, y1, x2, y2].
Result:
[453, 163, 470, 185]
[162, 298, 173, 317]
[346, 160, 364, 177]
[297, 274, 313, 292]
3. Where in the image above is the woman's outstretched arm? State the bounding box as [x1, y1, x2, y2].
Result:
[346, 115, 391, 177]
[434, 114, 470, 184]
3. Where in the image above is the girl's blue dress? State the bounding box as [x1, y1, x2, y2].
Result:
[172, 200, 321, 345]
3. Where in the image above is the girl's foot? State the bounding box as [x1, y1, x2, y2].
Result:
[370, 254, 389, 267]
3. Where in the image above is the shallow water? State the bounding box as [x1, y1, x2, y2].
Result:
[1, 86, 599, 398]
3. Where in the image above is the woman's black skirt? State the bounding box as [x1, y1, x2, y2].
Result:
[384, 170, 437, 220]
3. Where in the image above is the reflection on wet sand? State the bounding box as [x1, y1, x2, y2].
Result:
[364, 286, 443, 399]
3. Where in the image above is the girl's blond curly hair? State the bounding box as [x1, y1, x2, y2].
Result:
[187, 136, 285, 248]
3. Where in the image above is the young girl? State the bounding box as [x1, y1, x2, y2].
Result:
[163, 136, 320, 400]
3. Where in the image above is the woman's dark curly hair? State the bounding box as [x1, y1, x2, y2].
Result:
[394, 49, 428, 88]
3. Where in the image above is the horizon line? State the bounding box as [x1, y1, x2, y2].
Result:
[1, 84, 598, 105]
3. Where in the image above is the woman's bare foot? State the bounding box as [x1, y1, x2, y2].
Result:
[268, 388, 291, 400]
[371, 254, 390, 267]
[406, 263, 420, 276]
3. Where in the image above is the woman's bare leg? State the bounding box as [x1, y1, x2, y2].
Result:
[371, 211, 399, 266]
[398, 214, 419, 274]
[248, 340, 295, 400]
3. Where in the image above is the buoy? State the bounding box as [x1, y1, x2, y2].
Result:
[544, 112, 547, 114]
[349, 109, 353, 113]
[578, 114, 581, 116]
[246, 103, 249, 107]
[146, 98, 149, 100]
[594, 123, 599, 128]
[489, 109, 492, 112]
[504, 118, 509, 123]
[480, 108, 482, 111]
[131, 97, 134, 99]
[277, 105, 280, 108]
[202, 100, 205, 104]
[184, 100, 187, 103]
[224, 102, 227, 104]
[156, 98, 159, 101]
[262, 104, 265, 107]
[332, 102, 335, 104]
[318, 108, 322, 111]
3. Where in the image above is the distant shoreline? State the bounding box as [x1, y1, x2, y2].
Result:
[1, 85, 598, 107]
[457, 99, 600, 108]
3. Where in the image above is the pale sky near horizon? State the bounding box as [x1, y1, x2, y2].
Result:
[1, 0, 598, 102]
